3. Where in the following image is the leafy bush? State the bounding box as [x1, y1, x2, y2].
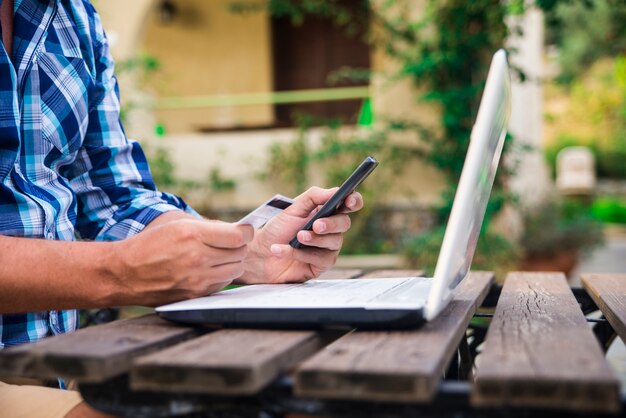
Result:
[544, 57, 626, 179]
[520, 199, 604, 258]
[592, 197, 626, 224]
[593, 143, 626, 179]
[543, 0, 626, 84]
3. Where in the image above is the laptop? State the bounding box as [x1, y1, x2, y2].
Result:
[157, 49, 511, 329]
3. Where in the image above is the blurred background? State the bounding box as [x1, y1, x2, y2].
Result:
[94, 0, 626, 284]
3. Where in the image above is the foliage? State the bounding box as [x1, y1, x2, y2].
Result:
[403, 227, 520, 281]
[542, 0, 626, 84]
[209, 168, 237, 192]
[519, 199, 604, 258]
[229, 0, 368, 34]
[262, 113, 313, 196]
[592, 197, 626, 224]
[147, 146, 177, 188]
[116, 53, 161, 126]
[544, 58, 626, 179]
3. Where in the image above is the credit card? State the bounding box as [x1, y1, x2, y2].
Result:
[237, 194, 294, 229]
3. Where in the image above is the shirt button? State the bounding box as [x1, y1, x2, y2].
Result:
[46, 231, 55, 240]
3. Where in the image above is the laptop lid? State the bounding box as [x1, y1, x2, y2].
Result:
[424, 49, 511, 320]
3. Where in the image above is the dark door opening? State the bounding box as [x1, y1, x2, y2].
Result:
[272, 3, 371, 126]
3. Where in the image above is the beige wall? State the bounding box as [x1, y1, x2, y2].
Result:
[141, 0, 274, 132]
[97, 0, 274, 133]
[95, 0, 154, 60]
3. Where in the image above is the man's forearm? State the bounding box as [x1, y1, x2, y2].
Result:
[0, 211, 247, 314]
[0, 212, 189, 314]
[0, 235, 121, 313]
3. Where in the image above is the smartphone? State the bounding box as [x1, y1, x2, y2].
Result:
[289, 156, 379, 249]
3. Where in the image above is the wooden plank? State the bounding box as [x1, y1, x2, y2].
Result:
[0, 314, 198, 382]
[582, 273, 626, 344]
[472, 272, 620, 413]
[131, 329, 324, 394]
[317, 268, 364, 280]
[295, 271, 494, 402]
[361, 269, 424, 278]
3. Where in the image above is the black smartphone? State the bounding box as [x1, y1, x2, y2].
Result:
[289, 156, 379, 249]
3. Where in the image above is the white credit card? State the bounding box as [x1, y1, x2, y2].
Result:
[237, 194, 294, 229]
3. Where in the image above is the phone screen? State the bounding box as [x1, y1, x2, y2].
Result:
[289, 156, 379, 249]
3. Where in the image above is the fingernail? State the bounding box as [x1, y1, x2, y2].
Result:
[316, 222, 326, 233]
[348, 197, 356, 207]
[270, 245, 282, 255]
[301, 231, 312, 242]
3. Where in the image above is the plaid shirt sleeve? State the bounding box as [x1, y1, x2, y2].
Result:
[66, 6, 198, 241]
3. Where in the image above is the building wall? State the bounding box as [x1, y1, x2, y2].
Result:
[142, 0, 274, 132]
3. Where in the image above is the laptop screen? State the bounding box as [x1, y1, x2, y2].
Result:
[426, 49, 512, 319]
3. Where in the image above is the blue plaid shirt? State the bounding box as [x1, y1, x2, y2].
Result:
[0, 0, 194, 349]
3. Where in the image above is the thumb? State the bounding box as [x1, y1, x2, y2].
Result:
[285, 187, 338, 218]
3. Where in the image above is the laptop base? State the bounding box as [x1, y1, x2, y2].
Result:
[159, 307, 425, 330]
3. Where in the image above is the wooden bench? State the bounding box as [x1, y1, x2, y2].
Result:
[473, 272, 619, 413]
[0, 270, 622, 417]
[582, 274, 626, 345]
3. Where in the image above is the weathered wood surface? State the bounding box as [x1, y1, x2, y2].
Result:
[295, 271, 494, 402]
[472, 272, 620, 413]
[361, 269, 425, 278]
[131, 329, 323, 394]
[0, 314, 197, 382]
[582, 273, 626, 344]
[317, 268, 364, 280]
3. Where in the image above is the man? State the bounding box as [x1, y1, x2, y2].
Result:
[0, 0, 364, 416]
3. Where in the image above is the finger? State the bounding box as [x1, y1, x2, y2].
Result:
[339, 191, 364, 213]
[195, 221, 254, 249]
[270, 244, 337, 272]
[312, 213, 351, 235]
[297, 230, 343, 251]
[285, 187, 338, 218]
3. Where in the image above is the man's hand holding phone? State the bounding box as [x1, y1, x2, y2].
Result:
[237, 156, 376, 285]
[289, 156, 378, 249]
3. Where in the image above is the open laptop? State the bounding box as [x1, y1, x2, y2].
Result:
[157, 49, 511, 329]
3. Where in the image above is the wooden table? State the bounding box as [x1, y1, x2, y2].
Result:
[1, 270, 625, 418]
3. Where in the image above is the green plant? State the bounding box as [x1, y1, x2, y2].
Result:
[520, 199, 604, 258]
[147, 146, 176, 189]
[261, 113, 314, 196]
[209, 168, 237, 192]
[544, 56, 626, 179]
[542, 0, 626, 85]
[116, 53, 161, 126]
[592, 197, 626, 224]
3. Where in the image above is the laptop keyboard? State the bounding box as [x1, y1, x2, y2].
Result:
[367, 277, 431, 307]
